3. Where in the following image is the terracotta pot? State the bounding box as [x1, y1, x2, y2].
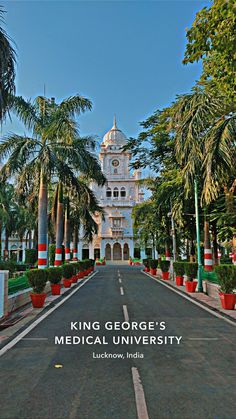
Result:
[30, 293, 46, 308]
[150, 268, 156, 275]
[63, 278, 71, 288]
[50, 284, 61, 295]
[162, 271, 169, 280]
[185, 281, 197, 292]
[175, 276, 184, 286]
[219, 293, 235, 310]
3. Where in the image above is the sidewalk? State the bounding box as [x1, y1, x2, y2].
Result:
[142, 269, 236, 323]
[0, 272, 97, 347]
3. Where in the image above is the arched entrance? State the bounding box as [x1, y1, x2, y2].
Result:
[105, 243, 111, 260]
[123, 243, 130, 260]
[113, 242, 122, 260]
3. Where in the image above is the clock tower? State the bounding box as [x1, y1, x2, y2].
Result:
[78, 117, 144, 262]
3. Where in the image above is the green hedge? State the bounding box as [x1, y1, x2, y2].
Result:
[173, 262, 185, 276]
[214, 264, 236, 294]
[8, 275, 30, 295]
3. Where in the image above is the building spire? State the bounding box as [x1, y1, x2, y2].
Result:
[113, 114, 117, 129]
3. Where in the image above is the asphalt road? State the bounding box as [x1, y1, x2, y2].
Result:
[0, 265, 236, 419]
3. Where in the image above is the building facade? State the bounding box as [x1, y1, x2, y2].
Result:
[78, 117, 144, 261]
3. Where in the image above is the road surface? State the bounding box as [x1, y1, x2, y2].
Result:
[0, 265, 235, 419]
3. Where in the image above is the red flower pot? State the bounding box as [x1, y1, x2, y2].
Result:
[102, 261, 106, 265]
[219, 293, 235, 310]
[30, 293, 46, 308]
[150, 268, 156, 275]
[71, 276, 78, 283]
[175, 276, 184, 286]
[63, 278, 71, 288]
[78, 272, 84, 279]
[146, 267, 150, 272]
[185, 281, 197, 292]
[50, 284, 61, 295]
[162, 271, 169, 280]
[144, 267, 148, 272]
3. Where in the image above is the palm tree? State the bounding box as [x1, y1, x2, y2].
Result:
[0, 7, 16, 122]
[0, 95, 106, 268]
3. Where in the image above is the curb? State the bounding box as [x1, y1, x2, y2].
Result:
[142, 270, 236, 326]
[0, 271, 98, 354]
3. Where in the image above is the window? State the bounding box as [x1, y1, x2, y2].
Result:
[121, 187, 126, 197]
[113, 218, 121, 227]
[113, 187, 119, 198]
[106, 188, 112, 198]
[114, 168, 118, 174]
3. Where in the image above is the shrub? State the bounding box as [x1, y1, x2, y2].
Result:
[25, 269, 47, 293]
[150, 259, 158, 269]
[0, 260, 17, 275]
[214, 265, 236, 294]
[49, 244, 56, 266]
[46, 267, 62, 284]
[25, 249, 37, 265]
[160, 260, 170, 272]
[185, 262, 198, 281]
[61, 263, 74, 279]
[219, 256, 232, 264]
[173, 262, 185, 276]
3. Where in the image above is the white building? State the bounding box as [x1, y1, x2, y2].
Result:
[78, 117, 145, 261]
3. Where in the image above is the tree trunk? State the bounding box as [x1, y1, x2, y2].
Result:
[64, 199, 71, 263]
[211, 220, 219, 266]
[204, 220, 213, 271]
[54, 183, 64, 266]
[4, 228, 9, 260]
[73, 226, 78, 261]
[38, 171, 48, 269]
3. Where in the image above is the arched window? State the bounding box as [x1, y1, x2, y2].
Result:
[113, 187, 119, 198]
[121, 187, 126, 198]
[106, 188, 112, 198]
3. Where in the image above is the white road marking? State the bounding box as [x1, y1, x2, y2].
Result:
[0, 272, 98, 357]
[142, 271, 236, 327]
[118, 278, 122, 284]
[123, 305, 129, 322]
[22, 338, 48, 341]
[120, 287, 124, 296]
[132, 367, 150, 419]
[188, 338, 219, 341]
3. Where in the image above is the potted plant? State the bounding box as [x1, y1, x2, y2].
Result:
[185, 262, 198, 292]
[47, 267, 62, 295]
[173, 261, 185, 286]
[61, 264, 74, 288]
[143, 259, 149, 272]
[70, 263, 78, 283]
[215, 265, 236, 310]
[129, 257, 133, 266]
[160, 260, 170, 280]
[150, 259, 158, 275]
[26, 269, 48, 308]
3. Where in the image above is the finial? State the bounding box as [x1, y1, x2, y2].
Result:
[113, 114, 117, 129]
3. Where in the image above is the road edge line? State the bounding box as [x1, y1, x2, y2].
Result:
[0, 271, 98, 357]
[142, 271, 236, 327]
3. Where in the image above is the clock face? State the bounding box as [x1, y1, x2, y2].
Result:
[112, 159, 119, 167]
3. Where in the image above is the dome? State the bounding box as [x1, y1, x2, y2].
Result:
[102, 116, 127, 147]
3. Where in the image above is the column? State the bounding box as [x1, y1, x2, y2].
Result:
[89, 242, 94, 259]
[129, 240, 134, 258]
[121, 243, 124, 261]
[100, 240, 105, 259]
[0, 270, 9, 319]
[78, 242, 83, 260]
[140, 248, 146, 260]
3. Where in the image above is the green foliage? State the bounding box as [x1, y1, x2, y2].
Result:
[173, 262, 185, 276]
[160, 260, 170, 272]
[25, 269, 47, 294]
[49, 244, 56, 266]
[150, 259, 158, 269]
[8, 274, 30, 295]
[183, 0, 236, 100]
[61, 263, 74, 279]
[185, 262, 198, 281]
[214, 264, 236, 294]
[25, 249, 37, 265]
[46, 267, 62, 284]
[0, 260, 17, 275]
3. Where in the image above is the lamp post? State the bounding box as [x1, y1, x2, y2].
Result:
[194, 179, 203, 292]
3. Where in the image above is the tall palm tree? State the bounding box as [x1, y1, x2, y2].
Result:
[0, 95, 105, 268]
[0, 6, 16, 122]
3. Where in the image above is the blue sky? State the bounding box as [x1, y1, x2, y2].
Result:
[2, 0, 211, 141]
